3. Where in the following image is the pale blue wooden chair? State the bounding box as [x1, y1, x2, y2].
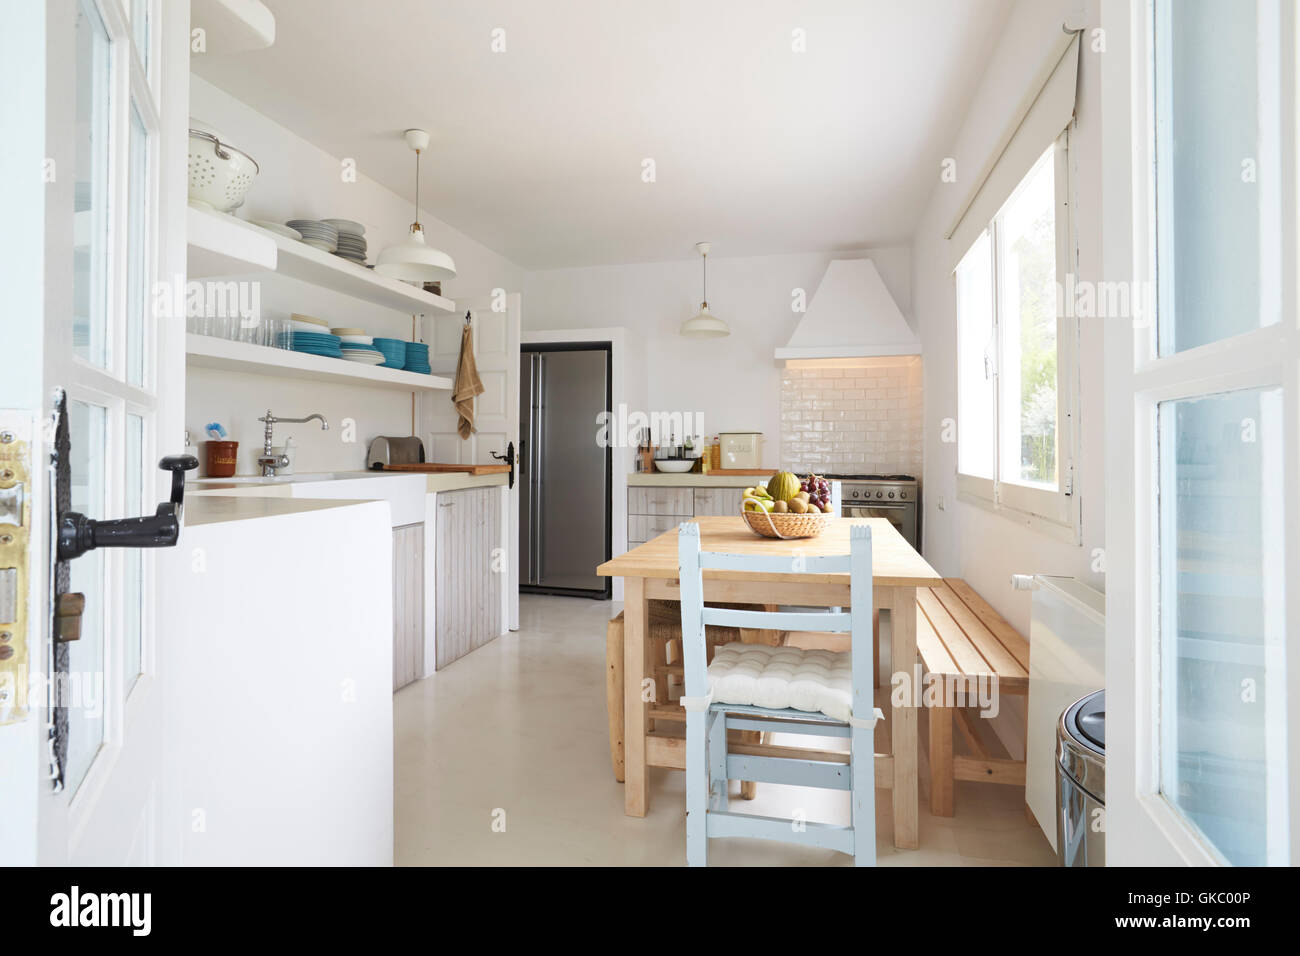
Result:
[676, 522, 881, 866]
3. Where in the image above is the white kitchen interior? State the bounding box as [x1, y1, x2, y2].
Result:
[0, 0, 1295, 889]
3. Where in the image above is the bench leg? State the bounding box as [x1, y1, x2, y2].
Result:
[929, 705, 954, 817]
[606, 617, 625, 782]
[873, 610, 881, 689]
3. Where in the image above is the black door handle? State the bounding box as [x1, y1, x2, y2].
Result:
[58, 455, 199, 561]
[490, 442, 515, 489]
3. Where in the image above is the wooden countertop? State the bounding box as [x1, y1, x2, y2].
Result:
[597, 516, 940, 588]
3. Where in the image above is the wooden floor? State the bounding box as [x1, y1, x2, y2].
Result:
[393, 595, 1057, 866]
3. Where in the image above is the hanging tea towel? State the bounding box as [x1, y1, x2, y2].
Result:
[452, 320, 484, 439]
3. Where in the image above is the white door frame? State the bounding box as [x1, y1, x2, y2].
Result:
[1101, 0, 1299, 866]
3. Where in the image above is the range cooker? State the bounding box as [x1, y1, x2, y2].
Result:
[825, 474, 920, 552]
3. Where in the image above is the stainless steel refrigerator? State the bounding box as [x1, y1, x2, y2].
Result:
[519, 345, 611, 597]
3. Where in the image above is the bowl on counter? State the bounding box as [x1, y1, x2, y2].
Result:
[653, 459, 696, 473]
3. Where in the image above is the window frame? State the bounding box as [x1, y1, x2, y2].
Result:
[955, 129, 1081, 539]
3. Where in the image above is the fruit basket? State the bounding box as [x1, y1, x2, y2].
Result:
[740, 507, 832, 540]
[739, 471, 835, 538]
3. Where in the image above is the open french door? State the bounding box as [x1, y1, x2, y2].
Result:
[1102, 0, 1299, 866]
[423, 292, 522, 631]
[0, 0, 189, 865]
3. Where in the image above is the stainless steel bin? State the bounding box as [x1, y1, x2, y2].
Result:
[1056, 689, 1105, 866]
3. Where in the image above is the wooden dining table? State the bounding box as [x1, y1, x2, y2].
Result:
[596, 515, 941, 850]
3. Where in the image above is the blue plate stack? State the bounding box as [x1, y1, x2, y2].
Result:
[405, 342, 431, 374]
[373, 337, 407, 369]
[290, 330, 343, 358]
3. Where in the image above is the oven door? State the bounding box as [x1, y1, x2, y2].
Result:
[844, 502, 917, 550]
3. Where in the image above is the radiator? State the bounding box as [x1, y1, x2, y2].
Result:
[1017, 574, 1105, 851]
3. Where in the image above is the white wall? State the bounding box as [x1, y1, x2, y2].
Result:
[187, 77, 524, 473]
[521, 247, 912, 468]
[911, 0, 1102, 638]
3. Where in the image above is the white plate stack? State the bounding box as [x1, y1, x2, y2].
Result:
[286, 219, 339, 253]
[324, 219, 367, 265]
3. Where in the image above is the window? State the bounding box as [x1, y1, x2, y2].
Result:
[955, 136, 1076, 531]
[1147, 0, 1289, 866]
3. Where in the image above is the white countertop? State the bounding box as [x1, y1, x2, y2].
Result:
[185, 495, 373, 526]
[193, 470, 508, 496]
[627, 472, 774, 488]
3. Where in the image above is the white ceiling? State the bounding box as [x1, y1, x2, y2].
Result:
[193, 0, 1013, 270]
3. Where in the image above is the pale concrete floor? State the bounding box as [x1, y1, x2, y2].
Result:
[394, 594, 1057, 866]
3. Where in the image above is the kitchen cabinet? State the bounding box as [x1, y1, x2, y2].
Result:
[434, 487, 503, 669]
[692, 487, 744, 516]
[627, 487, 693, 515]
[626, 483, 748, 546]
[392, 524, 425, 690]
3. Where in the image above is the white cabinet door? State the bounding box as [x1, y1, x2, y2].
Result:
[392, 524, 425, 690]
[434, 488, 503, 669]
[628, 487, 693, 516]
[693, 488, 743, 516]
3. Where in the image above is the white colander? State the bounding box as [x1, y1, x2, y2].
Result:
[187, 129, 259, 212]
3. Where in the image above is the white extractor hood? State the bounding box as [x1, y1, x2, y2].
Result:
[775, 259, 920, 361]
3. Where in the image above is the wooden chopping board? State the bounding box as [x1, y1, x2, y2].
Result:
[381, 463, 510, 475]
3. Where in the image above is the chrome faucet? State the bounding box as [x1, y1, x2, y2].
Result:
[256, 409, 328, 477]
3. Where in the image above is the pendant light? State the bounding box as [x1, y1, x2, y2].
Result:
[680, 241, 729, 338]
[375, 128, 457, 282]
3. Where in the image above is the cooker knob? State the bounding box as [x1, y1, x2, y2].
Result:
[899, 490, 907, 499]
[888, 491, 895, 499]
[851, 490, 859, 498]
[875, 490, 883, 499]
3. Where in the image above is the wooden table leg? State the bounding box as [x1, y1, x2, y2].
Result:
[891, 586, 919, 849]
[606, 614, 625, 782]
[623, 577, 649, 816]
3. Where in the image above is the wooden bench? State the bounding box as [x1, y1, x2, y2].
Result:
[915, 578, 1030, 817]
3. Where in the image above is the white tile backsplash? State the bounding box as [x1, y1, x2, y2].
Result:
[779, 357, 923, 475]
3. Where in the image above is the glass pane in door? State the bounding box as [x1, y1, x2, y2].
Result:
[996, 147, 1057, 489]
[67, 399, 108, 793]
[123, 414, 144, 688]
[1154, 0, 1281, 354]
[126, 104, 148, 387]
[955, 231, 994, 480]
[72, 0, 112, 369]
[1158, 386, 1287, 865]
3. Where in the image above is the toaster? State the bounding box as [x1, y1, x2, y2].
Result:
[367, 436, 426, 470]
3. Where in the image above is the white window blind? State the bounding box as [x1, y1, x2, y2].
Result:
[946, 29, 1082, 266]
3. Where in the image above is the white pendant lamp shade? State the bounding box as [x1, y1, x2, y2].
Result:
[680, 241, 729, 338]
[681, 305, 729, 337]
[375, 224, 457, 281]
[375, 128, 457, 283]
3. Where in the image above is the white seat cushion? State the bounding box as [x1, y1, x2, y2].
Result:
[707, 644, 855, 722]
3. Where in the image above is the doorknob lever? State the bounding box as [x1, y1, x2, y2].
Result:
[57, 455, 198, 561]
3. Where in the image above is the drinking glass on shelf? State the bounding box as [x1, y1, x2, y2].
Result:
[269, 318, 292, 350]
[234, 316, 265, 345]
[204, 315, 231, 339]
